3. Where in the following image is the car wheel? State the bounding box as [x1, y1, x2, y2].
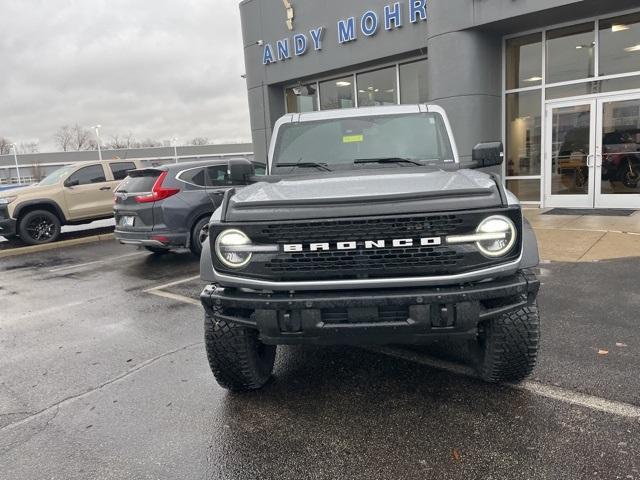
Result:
[190, 216, 210, 257]
[145, 246, 170, 255]
[204, 310, 276, 392]
[473, 303, 540, 383]
[621, 160, 639, 189]
[18, 210, 61, 245]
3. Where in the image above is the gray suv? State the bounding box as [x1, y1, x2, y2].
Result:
[200, 105, 541, 391]
[114, 158, 264, 256]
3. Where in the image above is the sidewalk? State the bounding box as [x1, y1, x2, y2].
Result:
[524, 208, 640, 262]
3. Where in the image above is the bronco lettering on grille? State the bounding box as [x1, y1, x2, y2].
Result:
[283, 237, 442, 252]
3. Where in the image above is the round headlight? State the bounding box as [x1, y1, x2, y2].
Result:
[215, 229, 253, 268]
[475, 216, 517, 258]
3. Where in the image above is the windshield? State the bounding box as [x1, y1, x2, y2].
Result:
[38, 165, 76, 186]
[272, 113, 455, 172]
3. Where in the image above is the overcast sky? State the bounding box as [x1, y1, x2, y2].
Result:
[0, 0, 251, 152]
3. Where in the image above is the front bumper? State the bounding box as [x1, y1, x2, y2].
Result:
[201, 270, 540, 345]
[114, 229, 187, 248]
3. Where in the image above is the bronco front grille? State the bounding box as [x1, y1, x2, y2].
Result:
[211, 208, 523, 283]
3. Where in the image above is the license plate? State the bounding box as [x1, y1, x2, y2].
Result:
[121, 216, 135, 227]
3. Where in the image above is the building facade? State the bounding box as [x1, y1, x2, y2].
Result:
[240, 0, 640, 208]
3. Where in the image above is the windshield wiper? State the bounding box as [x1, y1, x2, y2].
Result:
[354, 157, 424, 167]
[276, 162, 333, 172]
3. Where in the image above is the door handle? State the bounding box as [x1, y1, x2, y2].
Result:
[100, 186, 112, 191]
[586, 155, 595, 168]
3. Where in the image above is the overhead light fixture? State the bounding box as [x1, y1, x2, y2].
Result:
[335, 81, 351, 87]
[576, 42, 595, 50]
[524, 76, 543, 82]
[612, 24, 630, 32]
[624, 44, 640, 52]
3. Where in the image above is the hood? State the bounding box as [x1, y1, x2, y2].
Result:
[224, 168, 505, 222]
[0, 184, 45, 198]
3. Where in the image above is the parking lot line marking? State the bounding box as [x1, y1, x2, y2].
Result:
[143, 275, 201, 293]
[367, 346, 640, 419]
[146, 289, 201, 306]
[48, 252, 144, 273]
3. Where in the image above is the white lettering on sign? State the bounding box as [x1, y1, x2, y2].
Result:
[262, 1, 427, 65]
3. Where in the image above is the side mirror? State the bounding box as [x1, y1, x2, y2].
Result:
[227, 158, 255, 185]
[472, 142, 504, 168]
[64, 178, 79, 188]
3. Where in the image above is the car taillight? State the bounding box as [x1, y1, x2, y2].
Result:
[135, 172, 179, 204]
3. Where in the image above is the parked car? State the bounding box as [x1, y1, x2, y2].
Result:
[200, 105, 541, 392]
[0, 159, 144, 244]
[113, 158, 264, 256]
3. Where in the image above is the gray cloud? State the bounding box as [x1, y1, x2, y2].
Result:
[0, 0, 251, 151]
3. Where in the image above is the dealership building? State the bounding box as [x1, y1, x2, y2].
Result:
[240, 0, 640, 209]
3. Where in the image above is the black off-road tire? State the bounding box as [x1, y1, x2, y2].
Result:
[145, 246, 170, 255]
[18, 210, 61, 245]
[189, 216, 210, 257]
[204, 311, 276, 392]
[476, 303, 540, 383]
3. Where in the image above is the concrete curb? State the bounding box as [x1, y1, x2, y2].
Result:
[0, 233, 115, 259]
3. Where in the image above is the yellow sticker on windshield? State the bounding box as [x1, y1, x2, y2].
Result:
[343, 134, 364, 143]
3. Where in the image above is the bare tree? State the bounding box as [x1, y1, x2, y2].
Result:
[55, 124, 96, 151]
[190, 137, 209, 146]
[72, 124, 95, 151]
[138, 138, 163, 148]
[108, 135, 128, 149]
[18, 141, 39, 154]
[54, 126, 74, 152]
[0, 137, 12, 155]
[107, 132, 138, 149]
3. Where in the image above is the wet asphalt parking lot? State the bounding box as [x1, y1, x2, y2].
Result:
[0, 240, 639, 479]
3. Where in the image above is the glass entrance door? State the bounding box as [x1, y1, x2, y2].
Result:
[595, 94, 640, 208]
[545, 100, 597, 208]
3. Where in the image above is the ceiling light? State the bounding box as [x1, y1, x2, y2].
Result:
[624, 44, 640, 52]
[335, 81, 351, 87]
[524, 76, 543, 82]
[612, 24, 630, 32]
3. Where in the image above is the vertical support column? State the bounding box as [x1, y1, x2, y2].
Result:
[427, 29, 503, 163]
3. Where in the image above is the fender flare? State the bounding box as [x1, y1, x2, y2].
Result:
[200, 236, 216, 282]
[13, 199, 67, 223]
[521, 217, 540, 269]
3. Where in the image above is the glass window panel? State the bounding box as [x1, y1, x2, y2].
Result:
[400, 59, 429, 104]
[357, 67, 397, 107]
[68, 165, 107, 186]
[601, 75, 640, 93]
[549, 104, 592, 196]
[601, 98, 640, 194]
[505, 91, 542, 176]
[285, 84, 318, 113]
[546, 23, 595, 84]
[545, 81, 596, 100]
[506, 33, 543, 90]
[545, 76, 640, 100]
[506, 179, 541, 202]
[206, 165, 230, 186]
[319, 76, 354, 110]
[109, 162, 136, 181]
[599, 13, 640, 76]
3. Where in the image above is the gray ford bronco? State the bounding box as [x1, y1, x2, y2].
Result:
[200, 105, 540, 391]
